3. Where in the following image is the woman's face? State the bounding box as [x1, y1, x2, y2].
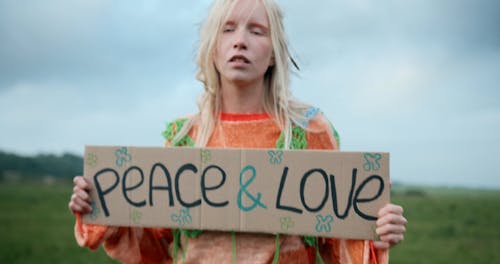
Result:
[214, 0, 274, 87]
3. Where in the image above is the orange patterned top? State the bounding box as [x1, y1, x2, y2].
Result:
[74, 111, 388, 264]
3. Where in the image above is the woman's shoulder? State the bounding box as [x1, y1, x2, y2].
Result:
[298, 107, 341, 150]
[162, 114, 197, 147]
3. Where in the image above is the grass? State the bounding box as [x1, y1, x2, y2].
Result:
[0, 183, 116, 263]
[390, 187, 500, 263]
[0, 182, 499, 263]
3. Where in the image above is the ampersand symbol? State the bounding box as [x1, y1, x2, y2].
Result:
[237, 165, 267, 212]
[363, 153, 382, 172]
[315, 214, 334, 233]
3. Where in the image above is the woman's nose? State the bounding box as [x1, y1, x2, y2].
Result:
[232, 30, 247, 50]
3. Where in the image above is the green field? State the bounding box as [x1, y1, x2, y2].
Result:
[0, 183, 499, 263]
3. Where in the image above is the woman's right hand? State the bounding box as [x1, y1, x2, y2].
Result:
[68, 176, 92, 215]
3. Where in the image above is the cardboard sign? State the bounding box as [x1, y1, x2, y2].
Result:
[83, 146, 390, 240]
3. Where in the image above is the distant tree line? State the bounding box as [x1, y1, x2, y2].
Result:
[0, 150, 82, 183]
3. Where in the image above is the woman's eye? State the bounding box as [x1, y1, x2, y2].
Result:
[250, 27, 266, 36]
[223, 26, 235, 33]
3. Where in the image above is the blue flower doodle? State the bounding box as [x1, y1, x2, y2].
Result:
[90, 202, 101, 220]
[280, 216, 295, 232]
[315, 214, 334, 233]
[115, 147, 132, 167]
[268, 150, 283, 165]
[171, 208, 192, 227]
[363, 153, 382, 172]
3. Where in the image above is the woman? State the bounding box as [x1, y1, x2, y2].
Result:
[69, 0, 407, 263]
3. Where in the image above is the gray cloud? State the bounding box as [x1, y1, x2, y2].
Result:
[0, 0, 499, 188]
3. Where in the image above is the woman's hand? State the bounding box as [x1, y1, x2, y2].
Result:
[374, 203, 407, 249]
[68, 176, 92, 215]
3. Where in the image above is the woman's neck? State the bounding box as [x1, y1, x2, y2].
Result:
[220, 78, 265, 113]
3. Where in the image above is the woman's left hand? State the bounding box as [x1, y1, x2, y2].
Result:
[373, 203, 407, 249]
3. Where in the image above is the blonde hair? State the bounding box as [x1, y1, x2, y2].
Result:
[174, 0, 312, 149]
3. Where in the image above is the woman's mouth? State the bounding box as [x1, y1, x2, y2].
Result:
[229, 55, 250, 64]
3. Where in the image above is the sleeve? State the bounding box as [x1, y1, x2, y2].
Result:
[304, 110, 389, 264]
[74, 213, 173, 264]
[71, 119, 192, 262]
[74, 214, 117, 250]
[304, 111, 340, 150]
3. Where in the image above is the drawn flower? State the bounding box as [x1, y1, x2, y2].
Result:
[363, 153, 382, 172]
[90, 202, 101, 220]
[268, 150, 283, 165]
[280, 216, 295, 232]
[115, 147, 132, 167]
[315, 214, 334, 233]
[171, 208, 192, 227]
[86, 153, 98, 168]
[201, 149, 212, 164]
[130, 209, 142, 224]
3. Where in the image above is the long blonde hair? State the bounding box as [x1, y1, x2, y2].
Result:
[174, 0, 311, 149]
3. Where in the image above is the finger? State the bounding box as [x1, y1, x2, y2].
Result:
[378, 203, 404, 218]
[73, 185, 91, 202]
[379, 233, 404, 247]
[73, 176, 90, 191]
[377, 214, 408, 227]
[376, 224, 406, 237]
[373, 241, 390, 250]
[69, 201, 82, 215]
[70, 194, 92, 214]
[69, 195, 84, 215]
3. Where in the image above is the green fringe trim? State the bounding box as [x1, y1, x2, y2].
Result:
[172, 229, 203, 264]
[303, 236, 325, 264]
[173, 229, 180, 264]
[181, 229, 203, 238]
[232, 231, 237, 264]
[328, 121, 341, 148]
[303, 236, 317, 247]
[272, 234, 280, 264]
[162, 118, 195, 147]
[276, 125, 307, 150]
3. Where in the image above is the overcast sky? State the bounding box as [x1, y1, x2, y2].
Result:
[1, 0, 499, 189]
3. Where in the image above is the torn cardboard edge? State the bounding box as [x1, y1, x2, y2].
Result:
[83, 146, 390, 240]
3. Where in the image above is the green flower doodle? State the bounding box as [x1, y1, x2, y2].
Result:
[131, 209, 142, 224]
[90, 202, 100, 220]
[280, 216, 295, 232]
[201, 149, 212, 164]
[115, 147, 132, 167]
[363, 153, 382, 172]
[86, 153, 98, 168]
